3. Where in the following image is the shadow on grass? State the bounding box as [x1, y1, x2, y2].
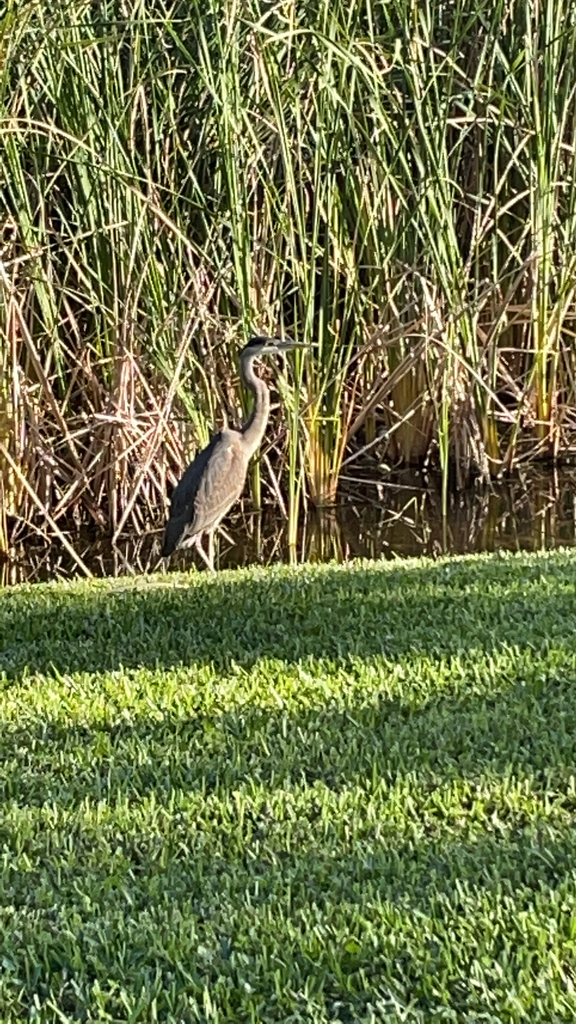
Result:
[1, 553, 576, 1019]
[4, 815, 576, 1022]
[2, 668, 576, 811]
[2, 552, 576, 804]
[2, 738, 576, 1020]
[1, 551, 576, 678]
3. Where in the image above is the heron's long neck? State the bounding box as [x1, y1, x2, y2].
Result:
[240, 353, 270, 457]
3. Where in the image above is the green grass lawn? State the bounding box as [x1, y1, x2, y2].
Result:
[1, 550, 576, 1022]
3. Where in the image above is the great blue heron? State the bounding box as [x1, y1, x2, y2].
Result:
[161, 335, 304, 570]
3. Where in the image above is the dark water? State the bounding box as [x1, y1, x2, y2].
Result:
[2, 468, 576, 585]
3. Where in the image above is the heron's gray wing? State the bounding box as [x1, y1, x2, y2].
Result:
[189, 432, 249, 535]
[168, 432, 223, 521]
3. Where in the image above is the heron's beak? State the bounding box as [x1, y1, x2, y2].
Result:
[274, 338, 308, 352]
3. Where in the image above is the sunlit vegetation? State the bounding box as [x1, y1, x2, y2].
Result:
[2, 0, 576, 557]
[0, 549, 576, 1019]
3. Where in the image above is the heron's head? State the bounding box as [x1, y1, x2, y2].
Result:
[240, 335, 306, 360]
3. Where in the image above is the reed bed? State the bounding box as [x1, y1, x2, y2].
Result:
[2, 0, 576, 556]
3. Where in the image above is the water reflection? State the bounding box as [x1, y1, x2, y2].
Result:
[2, 468, 576, 584]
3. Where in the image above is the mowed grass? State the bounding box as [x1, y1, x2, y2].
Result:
[1, 551, 576, 1022]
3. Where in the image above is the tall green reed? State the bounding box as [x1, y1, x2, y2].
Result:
[2, 0, 576, 551]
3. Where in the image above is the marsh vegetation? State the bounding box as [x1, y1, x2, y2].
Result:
[2, 0, 576, 561]
[3, 466, 576, 584]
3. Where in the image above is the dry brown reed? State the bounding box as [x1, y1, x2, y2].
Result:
[2, 0, 576, 560]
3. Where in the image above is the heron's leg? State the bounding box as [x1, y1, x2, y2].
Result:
[207, 530, 215, 571]
[195, 536, 215, 572]
[218, 524, 234, 545]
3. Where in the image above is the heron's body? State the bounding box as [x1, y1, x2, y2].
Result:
[161, 428, 254, 561]
[161, 335, 301, 569]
